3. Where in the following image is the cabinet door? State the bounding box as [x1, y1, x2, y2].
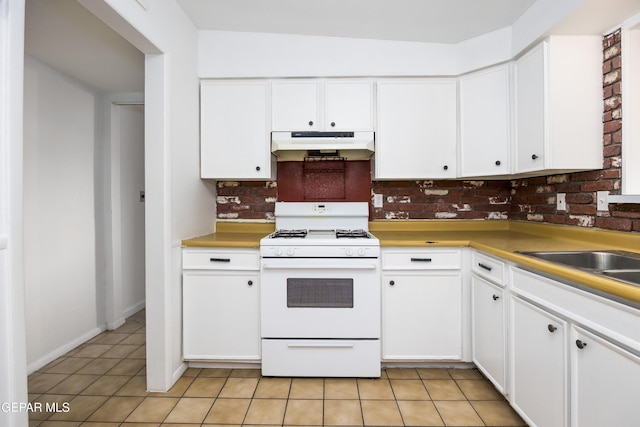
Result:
[200, 81, 271, 179]
[459, 65, 511, 177]
[324, 81, 374, 131]
[272, 80, 320, 131]
[471, 276, 506, 393]
[382, 272, 461, 360]
[376, 80, 457, 179]
[511, 296, 567, 427]
[571, 326, 640, 427]
[515, 42, 546, 173]
[183, 272, 260, 360]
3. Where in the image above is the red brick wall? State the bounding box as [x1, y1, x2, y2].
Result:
[216, 181, 277, 221]
[371, 180, 511, 220]
[215, 30, 640, 231]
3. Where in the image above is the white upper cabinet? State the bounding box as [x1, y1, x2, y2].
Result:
[272, 79, 374, 131]
[514, 36, 603, 175]
[324, 81, 375, 131]
[200, 80, 273, 180]
[376, 79, 457, 179]
[272, 80, 320, 131]
[459, 64, 511, 177]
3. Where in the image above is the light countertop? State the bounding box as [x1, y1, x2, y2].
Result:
[181, 222, 274, 248]
[370, 220, 640, 305]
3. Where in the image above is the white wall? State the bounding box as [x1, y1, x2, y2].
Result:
[198, 30, 459, 77]
[115, 104, 145, 320]
[197, 2, 591, 79]
[0, 0, 29, 425]
[23, 57, 103, 372]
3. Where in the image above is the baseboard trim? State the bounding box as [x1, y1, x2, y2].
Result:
[123, 301, 145, 320]
[27, 326, 105, 374]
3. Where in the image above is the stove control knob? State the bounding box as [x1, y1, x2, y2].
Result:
[345, 248, 354, 256]
[286, 248, 295, 256]
[357, 248, 366, 256]
[274, 248, 283, 256]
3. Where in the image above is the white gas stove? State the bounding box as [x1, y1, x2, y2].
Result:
[260, 201, 380, 257]
[259, 202, 381, 378]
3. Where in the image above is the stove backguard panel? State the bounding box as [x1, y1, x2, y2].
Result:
[277, 160, 371, 203]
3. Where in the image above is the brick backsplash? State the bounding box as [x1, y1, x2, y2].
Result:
[371, 180, 511, 220]
[216, 181, 277, 221]
[215, 30, 640, 232]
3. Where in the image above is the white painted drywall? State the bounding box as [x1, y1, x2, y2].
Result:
[198, 30, 459, 77]
[116, 104, 146, 319]
[23, 57, 103, 372]
[197, 1, 594, 79]
[0, 0, 29, 426]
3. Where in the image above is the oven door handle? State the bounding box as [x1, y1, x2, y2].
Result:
[287, 341, 355, 349]
[262, 264, 377, 270]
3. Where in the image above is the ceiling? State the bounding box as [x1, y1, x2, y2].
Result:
[23, 0, 640, 94]
[176, 0, 536, 44]
[24, 0, 144, 93]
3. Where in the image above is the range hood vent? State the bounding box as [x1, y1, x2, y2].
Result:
[271, 131, 374, 161]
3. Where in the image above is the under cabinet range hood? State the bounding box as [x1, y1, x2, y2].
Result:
[271, 131, 374, 161]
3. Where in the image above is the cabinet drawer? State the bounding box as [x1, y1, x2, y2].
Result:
[382, 249, 461, 270]
[262, 339, 380, 377]
[511, 267, 640, 351]
[182, 249, 259, 270]
[471, 251, 506, 286]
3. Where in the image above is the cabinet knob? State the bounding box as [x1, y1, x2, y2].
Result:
[389, 280, 395, 286]
[531, 154, 539, 160]
[308, 120, 314, 126]
[576, 339, 587, 349]
[492, 294, 500, 301]
[255, 166, 261, 171]
[331, 121, 336, 127]
[443, 165, 449, 170]
[248, 280, 253, 286]
[547, 324, 557, 333]
[495, 160, 501, 166]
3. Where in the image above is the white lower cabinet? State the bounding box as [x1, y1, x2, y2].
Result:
[471, 276, 506, 393]
[510, 266, 640, 427]
[571, 326, 640, 427]
[510, 296, 567, 427]
[182, 249, 261, 361]
[382, 249, 462, 360]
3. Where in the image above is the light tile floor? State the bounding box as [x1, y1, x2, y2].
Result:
[28, 311, 527, 426]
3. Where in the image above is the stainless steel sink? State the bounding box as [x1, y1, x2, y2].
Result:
[602, 270, 640, 286]
[518, 250, 640, 271]
[517, 250, 640, 287]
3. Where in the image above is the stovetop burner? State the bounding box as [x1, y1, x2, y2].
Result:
[270, 229, 308, 239]
[336, 229, 370, 239]
[269, 229, 373, 240]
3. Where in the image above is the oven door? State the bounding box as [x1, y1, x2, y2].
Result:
[260, 256, 380, 339]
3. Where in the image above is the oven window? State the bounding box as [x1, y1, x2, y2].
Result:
[287, 278, 354, 308]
